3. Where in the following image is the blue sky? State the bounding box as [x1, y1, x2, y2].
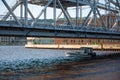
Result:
[0, 0, 107, 19]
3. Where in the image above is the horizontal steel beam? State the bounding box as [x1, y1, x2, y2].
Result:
[0, 25, 120, 40]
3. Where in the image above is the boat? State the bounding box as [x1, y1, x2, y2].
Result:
[65, 47, 96, 58]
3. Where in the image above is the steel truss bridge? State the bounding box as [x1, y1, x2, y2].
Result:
[0, 0, 120, 39]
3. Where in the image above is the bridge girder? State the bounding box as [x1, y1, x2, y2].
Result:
[0, 0, 120, 38]
[0, 25, 120, 39]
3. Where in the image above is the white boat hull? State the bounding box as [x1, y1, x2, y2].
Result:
[66, 52, 91, 58]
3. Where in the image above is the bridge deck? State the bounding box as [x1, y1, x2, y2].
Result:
[28, 0, 119, 13]
[28, 0, 87, 7]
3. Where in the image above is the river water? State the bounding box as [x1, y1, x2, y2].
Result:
[0, 46, 120, 80]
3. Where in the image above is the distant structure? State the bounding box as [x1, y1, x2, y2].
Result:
[0, 37, 26, 45]
[25, 37, 120, 50]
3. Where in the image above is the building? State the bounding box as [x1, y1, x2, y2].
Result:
[0, 36, 27, 45]
[25, 37, 120, 50]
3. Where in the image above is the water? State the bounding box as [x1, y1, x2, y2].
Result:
[0, 46, 69, 61]
[0, 46, 120, 80]
[0, 46, 72, 72]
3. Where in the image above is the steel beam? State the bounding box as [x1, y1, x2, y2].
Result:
[27, 7, 35, 19]
[80, 9, 93, 28]
[96, 8, 106, 30]
[53, 0, 57, 27]
[57, 0, 73, 27]
[36, 0, 53, 19]
[66, 0, 90, 5]
[1, 0, 21, 25]
[24, 0, 28, 26]
[21, 1, 35, 20]
[87, 15, 93, 27]
[93, 0, 97, 28]
[0, 25, 120, 39]
[2, 0, 22, 21]
[57, 11, 63, 21]
[20, 3, 23, 20]
[44, 8, 47, 24]
[80, 6, 82, 25]
[116, 0, 120, 9]
[76, 0, 79, 27]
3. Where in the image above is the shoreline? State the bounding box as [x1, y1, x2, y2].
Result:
[25, 46, 120, 51]
[25, 44, 120, 51]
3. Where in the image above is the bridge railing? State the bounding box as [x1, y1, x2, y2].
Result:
[0, 15, 119, 32]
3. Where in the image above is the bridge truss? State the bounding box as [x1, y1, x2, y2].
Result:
[0, 0, 120, 39]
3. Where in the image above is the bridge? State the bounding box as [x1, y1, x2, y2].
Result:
[0, 0, 120, 39]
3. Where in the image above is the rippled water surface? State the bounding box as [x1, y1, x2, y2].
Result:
[0, 46, 69, 61]
[0, 46, 120, 80]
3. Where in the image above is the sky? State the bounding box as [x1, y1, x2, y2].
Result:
[0, 0, 109, 19]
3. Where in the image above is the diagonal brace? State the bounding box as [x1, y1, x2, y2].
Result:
[2, 0, 21, 25]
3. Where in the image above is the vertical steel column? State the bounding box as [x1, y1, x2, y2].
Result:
[116, 0, 120, 31]
[93, 0, 97, 29]
[44, 8, 47, 24]
[64, 9, 66, 24]
[80, 6, 82, 25]
[54, 0, 56, 27]
[20, 3, 23, 20]
[118, 10, 120, 31]
[24, 0, 28, 26]
[105, 0, 108, 27]
[107, 0, 111, 30]
[76, 0, 79, 27]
